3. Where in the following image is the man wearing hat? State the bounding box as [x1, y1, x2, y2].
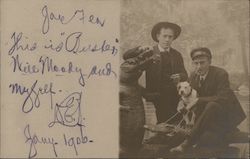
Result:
[170, 47, 246, 152]
[145, 22, 188, 124]
[123, 22, 187, 125]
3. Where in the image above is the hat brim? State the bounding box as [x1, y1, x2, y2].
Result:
[151, 22, 181, 42]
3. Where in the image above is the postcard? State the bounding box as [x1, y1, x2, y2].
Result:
[1, 0, 249, 158]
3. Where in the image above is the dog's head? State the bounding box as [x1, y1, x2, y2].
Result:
[177, 81, 192, 97]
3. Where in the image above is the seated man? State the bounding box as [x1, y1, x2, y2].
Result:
[171, 47, 246, 152]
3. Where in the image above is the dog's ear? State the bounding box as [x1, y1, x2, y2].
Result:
[177, 82, 181, 90]
[187, 78, 192, 84]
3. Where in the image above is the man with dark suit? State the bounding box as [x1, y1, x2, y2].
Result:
[170, 47, 246, 152]
[145, 22, 188, 123]
[123, 22, 188, 124]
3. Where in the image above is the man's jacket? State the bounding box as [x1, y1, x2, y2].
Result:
[189, 65, 246, 127]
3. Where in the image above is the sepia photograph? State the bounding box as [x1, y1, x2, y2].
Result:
[0, 0, 249, 158]
[119, 0, 249, 158]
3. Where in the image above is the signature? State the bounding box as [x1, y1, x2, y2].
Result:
[9, 80, 55, 113]
[48, 92, 84, 127]
[24, 124, 58, 158]
[48, 91, 92, 156]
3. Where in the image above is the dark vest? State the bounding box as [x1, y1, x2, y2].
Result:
[146, 45, 187, 94]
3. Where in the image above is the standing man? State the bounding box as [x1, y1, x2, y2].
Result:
[171, 47, 246, 152]
[145, 22, 188, 123]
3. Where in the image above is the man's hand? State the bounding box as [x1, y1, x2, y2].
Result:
[120, 105, 131, 112]
[170, 73, 181, 84]
[152, 54, 161, 64]
[143, 92, 160, 102]
[138, 45, 153, 51]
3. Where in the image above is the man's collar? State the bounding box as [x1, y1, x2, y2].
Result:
[158, 44, 170, 52]
[200, 70, 209, 80]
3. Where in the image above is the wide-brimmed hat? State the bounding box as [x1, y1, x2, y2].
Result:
[151, 22, 181, 42]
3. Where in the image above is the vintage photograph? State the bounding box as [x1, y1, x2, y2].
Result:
[119, 0, 249, 158]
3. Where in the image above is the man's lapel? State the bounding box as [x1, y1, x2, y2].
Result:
[169, 48, 175, 72]
[153, 45, 162, 79]
[191, 73, 200, 91]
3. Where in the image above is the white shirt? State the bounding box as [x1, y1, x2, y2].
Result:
[200, 71, 209, 81]
[158, 44, 170, 52]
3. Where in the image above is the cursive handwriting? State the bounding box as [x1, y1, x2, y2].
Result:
[11, 54, 86, 87]
[7, 31, 118, 56]
[48, 92, 84, 127]
[39, 56, 86, 87]
[24, 124, 58, 158]
[63, 125, 90, 156]
[41, 5, 105, 34]
[8, 32, 37, 55]
[44, 31, 118, 55]
[88, 62, 117, 78]
[9, 80, 55, 113]
[11, 54, 118, 86]
[11, 54, 39, 74]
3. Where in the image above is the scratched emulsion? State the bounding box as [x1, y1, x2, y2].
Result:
[1, 0, 119, 158]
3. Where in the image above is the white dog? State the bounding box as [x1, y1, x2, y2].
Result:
[177, 81, 198, 126]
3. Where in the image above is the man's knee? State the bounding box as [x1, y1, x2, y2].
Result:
[204, 101, 221, 112]
[197, 131, 223, 146]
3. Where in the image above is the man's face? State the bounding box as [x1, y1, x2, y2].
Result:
[192, 54, 211, 76]
[156, 28, 174, 49]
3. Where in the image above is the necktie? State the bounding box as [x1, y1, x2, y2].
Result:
[199, 77, 205, 87]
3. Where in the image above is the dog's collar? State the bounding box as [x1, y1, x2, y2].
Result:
[185, 89, 193, 98]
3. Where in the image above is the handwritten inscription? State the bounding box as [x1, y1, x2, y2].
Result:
[24, 124, 90, 158]
[8, 32, 37, 55]
[41, 5, 105, 35]
[9, 80, 55, 113]
[44, 32, 118, 55]
[63, 125, 89, 156]
[24, 124, 58, 158]
[5, 3, 117, 158]
[8, 32, 118, 56]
